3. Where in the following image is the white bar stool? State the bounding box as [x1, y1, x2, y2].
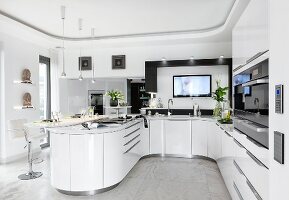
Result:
[8, 119, 47, 180]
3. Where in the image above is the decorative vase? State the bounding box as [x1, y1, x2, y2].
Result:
[110, 99, 118, 107]
[213, 101, 222, 118]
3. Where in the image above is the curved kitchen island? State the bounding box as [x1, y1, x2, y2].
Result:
[49, 118, 147, 196]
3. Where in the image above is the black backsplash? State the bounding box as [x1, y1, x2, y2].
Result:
[145, 109, 213, 116]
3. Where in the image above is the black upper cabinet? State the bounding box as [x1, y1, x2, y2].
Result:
[145, 65, 157, 93]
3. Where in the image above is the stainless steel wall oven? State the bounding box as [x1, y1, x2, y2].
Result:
[233, 59, 269, 148]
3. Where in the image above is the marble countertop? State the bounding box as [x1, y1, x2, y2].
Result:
[47, 118, 143, 135]
[25, 115, 109, 129]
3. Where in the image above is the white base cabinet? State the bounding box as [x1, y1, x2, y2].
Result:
[149, 120, 163, 154]
[207, 122, 222, 160]
[164, 119, 191, 155]
[191, 120, 208, 156]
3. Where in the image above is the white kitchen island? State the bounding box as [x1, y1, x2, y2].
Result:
[48, 118, 147, 196]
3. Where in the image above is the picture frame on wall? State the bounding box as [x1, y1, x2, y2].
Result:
[112, 55, 125, 69]
[79, 57, 92, 71]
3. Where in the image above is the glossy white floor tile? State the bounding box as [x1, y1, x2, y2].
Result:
[0, 150, 231, 200]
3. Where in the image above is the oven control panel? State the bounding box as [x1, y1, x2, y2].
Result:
[275, 84, 284, 114]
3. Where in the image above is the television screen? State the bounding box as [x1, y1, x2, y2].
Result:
[173, 75, 211, 97]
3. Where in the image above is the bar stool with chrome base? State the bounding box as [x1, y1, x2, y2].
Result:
[8, 119, 47, 180]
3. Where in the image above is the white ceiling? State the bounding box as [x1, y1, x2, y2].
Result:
[0, 0, 237, 39]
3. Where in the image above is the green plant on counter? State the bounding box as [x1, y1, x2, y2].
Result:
[105, 90, 124, 101]
[212, 80, 229, 117]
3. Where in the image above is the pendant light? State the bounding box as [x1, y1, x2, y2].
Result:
[60, 6, 66, 78]
[91, 28, 96, 83]
[78, 18, 83, 81]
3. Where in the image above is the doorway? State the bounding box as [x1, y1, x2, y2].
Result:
[39, 55, 51, 148]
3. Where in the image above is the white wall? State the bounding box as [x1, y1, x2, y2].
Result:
[269, 1, 289, 199]
[59, 78, 127, 115]
[156, 66, 229, 109]
[59, 42, 232, 79]
[0, 32, 58, 162]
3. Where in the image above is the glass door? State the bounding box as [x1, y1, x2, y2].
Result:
[39, 55, 51, 148]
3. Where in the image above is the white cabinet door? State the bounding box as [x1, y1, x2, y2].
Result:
[70, 134, 103, 191]
[191, 120, 207, 157]
[218, 130, 234, 199]
[140, 121, 150, 156]
[164, 120, 191, 155]
[233, 0, 268, 70]
[50, 133, 70, 191]
[149, 120, 163, 154]
[207, 123, 222, 160]
[104, 130, 126, 188]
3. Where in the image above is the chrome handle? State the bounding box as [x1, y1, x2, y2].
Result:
[246, 50, 268, 64]
[242, 78, 269, 87]
[233, 182, 244, 200]
[124, 128, 140, 138]
[246, 136, 263, 148]
[246, 150, 268, 169]
[246, 179, 262, 200]
[233, 64, 244, 72]
[233, 139, 244, 148]
[123, 140, 140, 154]
[234, 128, 244, 135]
[216, 123, 220, 126]
[124, 134, 140, 146]
[233, 160, 244, 175]
[240, 121, 268, 133]
[224, 131, 232, 137]
[125, 122, 141, 129]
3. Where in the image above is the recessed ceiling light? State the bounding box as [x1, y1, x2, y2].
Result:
[219, 55, 224, 59]
[190, 56, 194, 60]
[161, 57, 166, 61]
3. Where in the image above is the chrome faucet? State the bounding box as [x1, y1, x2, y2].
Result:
[168, 99, 173, 116]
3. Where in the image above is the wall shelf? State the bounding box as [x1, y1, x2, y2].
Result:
[13, 106, 35, 110]
[13, 80, 34, 85]
[104, 106, 132, 117]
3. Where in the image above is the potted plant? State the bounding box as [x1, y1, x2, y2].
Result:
[105, 90, 124, 107]
[212, 80, 229, 118]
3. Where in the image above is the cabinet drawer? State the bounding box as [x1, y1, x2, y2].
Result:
[123, 134, 141, 152]
[234, 139, 268, 199]
[124, 122, 141, 143]
[233, 129, 269, 167]
[233, 161, 260, 200]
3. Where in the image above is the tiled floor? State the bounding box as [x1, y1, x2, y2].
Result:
[0, 150, 231, 200]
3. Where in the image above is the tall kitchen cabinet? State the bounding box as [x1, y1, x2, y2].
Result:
[232, 0, 269, 70]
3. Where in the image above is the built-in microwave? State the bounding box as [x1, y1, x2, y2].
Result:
[233, 59, 269, 148]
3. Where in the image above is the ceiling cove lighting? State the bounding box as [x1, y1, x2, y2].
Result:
[78, 18, 83, 81]
[60, 6, 66, 78]
[189, 56, 194, 60]
[161, 57, 166, 61]
[219, 55, 224, 59]
[91, 28, 96, 83]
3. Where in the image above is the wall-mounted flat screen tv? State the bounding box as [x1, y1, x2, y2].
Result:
[173, 75, 212, 97]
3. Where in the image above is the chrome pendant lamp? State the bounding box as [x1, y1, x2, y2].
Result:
[78, 18, 83, 81]
[60, 6, 66, 78]
[91, 28, 96, 83]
